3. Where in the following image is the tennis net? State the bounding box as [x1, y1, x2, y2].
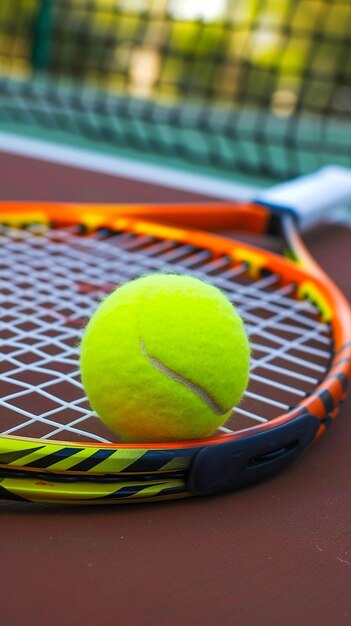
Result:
[0, 0, 350, 180]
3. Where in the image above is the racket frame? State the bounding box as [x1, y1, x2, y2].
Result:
[0, 199, 350, 503]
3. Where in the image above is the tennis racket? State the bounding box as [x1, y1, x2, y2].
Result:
[0, 166, 350, 504]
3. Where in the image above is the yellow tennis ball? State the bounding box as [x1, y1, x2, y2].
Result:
[80, 274, 250, 442]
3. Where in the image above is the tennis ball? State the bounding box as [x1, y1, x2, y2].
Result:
[80, 274, 250, 442]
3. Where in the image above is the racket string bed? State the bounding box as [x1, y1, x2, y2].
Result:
[0, 221, 333, 451]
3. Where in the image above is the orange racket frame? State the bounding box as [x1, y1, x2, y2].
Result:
[0, 200, 350, 503]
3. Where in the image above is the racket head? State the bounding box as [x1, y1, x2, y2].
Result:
[0, 201, 350, 503]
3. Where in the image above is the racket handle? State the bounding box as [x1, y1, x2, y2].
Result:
[256, 166, 351, 229]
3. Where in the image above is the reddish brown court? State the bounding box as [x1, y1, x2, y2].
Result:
[0, 149, 350, 626]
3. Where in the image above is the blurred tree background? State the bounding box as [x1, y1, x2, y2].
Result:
[0, 0, 349, 119]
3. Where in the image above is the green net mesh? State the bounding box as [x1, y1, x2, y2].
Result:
[0, 0, 350, 180]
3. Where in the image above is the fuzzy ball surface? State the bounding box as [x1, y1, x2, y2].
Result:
[80, 273, 250, 442]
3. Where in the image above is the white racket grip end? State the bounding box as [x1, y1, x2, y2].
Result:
[255, 166, 351, 229]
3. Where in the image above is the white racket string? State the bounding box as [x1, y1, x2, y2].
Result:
[0, 222, 333, 443]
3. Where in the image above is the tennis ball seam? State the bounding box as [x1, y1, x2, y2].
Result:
[140, 338, 229, 416]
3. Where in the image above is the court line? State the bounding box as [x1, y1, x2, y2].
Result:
[0, 131, 257, 200]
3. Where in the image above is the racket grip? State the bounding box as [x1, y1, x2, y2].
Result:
[256, 166, 351, 229]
